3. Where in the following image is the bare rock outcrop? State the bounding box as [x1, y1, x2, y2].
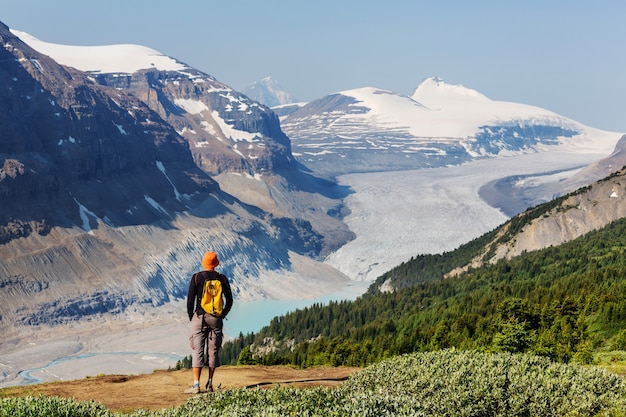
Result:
[488, 168, 626, 263]
[95, 68, 296, 177]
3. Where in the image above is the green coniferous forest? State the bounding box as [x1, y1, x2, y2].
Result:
[221, 201, 626, 368]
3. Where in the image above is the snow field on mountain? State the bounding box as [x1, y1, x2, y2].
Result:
[294, 77, 622, 161]
[10, 29, 188, 74]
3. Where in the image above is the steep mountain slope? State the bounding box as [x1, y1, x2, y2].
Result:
[9, 26, 353, 259]
[281, 78, 621, 177]
[0, 23, 215, 241]
[0, 22, 351, 347]
[481, 164, 626, 265]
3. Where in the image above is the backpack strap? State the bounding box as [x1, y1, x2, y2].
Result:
[192, 272, 206, 319]
[194, 270, 212, 288]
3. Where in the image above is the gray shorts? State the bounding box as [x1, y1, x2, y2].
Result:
[189, 313, 223, 368]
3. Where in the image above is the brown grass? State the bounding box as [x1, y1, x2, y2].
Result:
[0, 365, 361, 413]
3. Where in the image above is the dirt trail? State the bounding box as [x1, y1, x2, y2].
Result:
[0, 366, 361, 413]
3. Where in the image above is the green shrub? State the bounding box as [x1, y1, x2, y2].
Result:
[2, 351, 625, 416]
[611, 330, 626, 351]
[343, 350, 626, 417]
[0, 395, 112, 417]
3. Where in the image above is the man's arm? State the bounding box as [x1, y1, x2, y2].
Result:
[221, 274, 234, 318]
[187, 273, 197, 320]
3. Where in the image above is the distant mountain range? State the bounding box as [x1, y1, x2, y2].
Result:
[279, 77, 620, 177]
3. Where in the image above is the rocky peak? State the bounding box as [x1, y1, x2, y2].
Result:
[95, 69, 296, 176]
[0, 23, 216, 242]
[243, 76, 298, 107]
[8, 26, 298, 179]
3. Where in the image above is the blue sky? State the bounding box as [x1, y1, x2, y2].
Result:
[2, 0, 624, 132]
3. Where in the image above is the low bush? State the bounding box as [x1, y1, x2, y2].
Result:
[2, 350, 625, 416]
[0, 395, 111, 417]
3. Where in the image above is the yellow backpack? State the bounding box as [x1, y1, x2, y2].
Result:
[200, 274, 223, 317]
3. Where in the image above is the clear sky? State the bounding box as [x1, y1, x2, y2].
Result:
[1, 0, 624, 132]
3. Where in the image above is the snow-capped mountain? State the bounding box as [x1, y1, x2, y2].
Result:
[0, 23, 352, 346]
[7, 24, 357, 286]
[11, 29, 296, 178]
[9, 30, 189, 74]
[281, 77, 622, 177]
[243, 76, 298, 108]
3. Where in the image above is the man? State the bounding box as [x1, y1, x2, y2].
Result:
[184, 251, 234, 393]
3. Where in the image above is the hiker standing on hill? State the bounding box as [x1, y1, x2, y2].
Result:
[184, 251, 234, 394]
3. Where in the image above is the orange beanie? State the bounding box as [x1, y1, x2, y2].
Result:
[202, 251, 220, 270]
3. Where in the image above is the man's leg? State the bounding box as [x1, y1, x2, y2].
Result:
[193, 366, 203, 383]
[184, 314, 206, 393]
[205, 317, 223, 391]
[206, 367, 216, 391]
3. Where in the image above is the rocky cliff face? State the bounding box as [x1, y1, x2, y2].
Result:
[0, 23, 218, 327]
[11, 27, 299, 180]
[96, 69, 296, 177]
[488, 146, 626, 262]
[0, 23, 216, 242]
[0, 22, 351, 338]
[444, 144, 626, 277]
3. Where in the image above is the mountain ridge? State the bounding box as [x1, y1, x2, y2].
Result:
[10, 28, 297, 178]
[0, 23, 215, 237]
[281, 78, 621, 177]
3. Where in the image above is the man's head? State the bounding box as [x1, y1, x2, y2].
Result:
[202, 251, 220, 270]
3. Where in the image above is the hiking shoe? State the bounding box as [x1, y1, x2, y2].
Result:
[205, 385, 214, 393]
[184, 385, 200, 394]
